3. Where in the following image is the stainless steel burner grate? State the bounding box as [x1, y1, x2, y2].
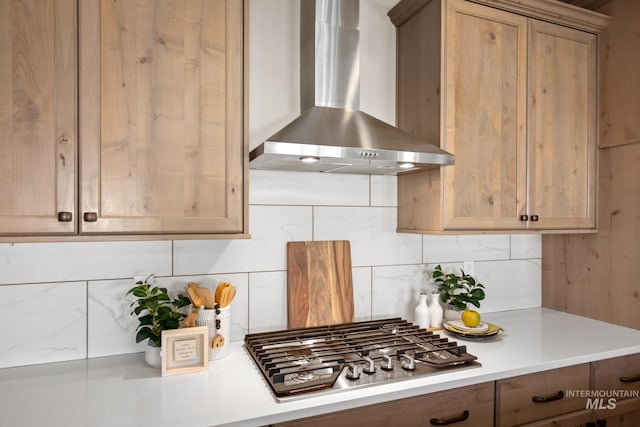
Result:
[244, 318, 480, 401]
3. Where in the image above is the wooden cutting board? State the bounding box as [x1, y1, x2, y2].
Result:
[287, 240, 354, 329]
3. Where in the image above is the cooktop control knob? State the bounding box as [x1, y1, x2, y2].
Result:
[363, 357, 376, 374]
[346, 363, 361, 380]
[400, 354, 416, 371]
[381, 355, 394, 371]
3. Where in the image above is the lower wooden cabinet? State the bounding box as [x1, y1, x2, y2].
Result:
[496, 364, 591, 427]
[273, 356, 640, 427]
[275, 382, 494, 427]
[592, 354, 640, 427]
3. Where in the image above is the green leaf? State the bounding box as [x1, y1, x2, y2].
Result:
[132, 289, 147, 298]
[163, 318, 180, 329]
[135, 327, 154, 343]
[157, 306, 172, 320]
[138, 314, 154, 326]
[470, 288, 485, 300]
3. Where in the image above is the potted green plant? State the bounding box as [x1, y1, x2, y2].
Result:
[431, 265, 485, 320]
[126, 275, 191, 366]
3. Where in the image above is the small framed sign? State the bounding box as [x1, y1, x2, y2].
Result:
[161, 326, 209, 376]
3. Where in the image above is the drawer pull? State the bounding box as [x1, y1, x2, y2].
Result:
[620, 374, 640, 383]
[83, 212, 98, 222]
[430, 410, 469, 425]
[532, 390, 564, 403]
[519, 214, 529, 221]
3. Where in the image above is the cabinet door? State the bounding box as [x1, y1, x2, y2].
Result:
[79, 0, 244, 234]
[527, 20, 597, 230]
[496, 364, 590, 427]
[0, 0, 77, 235]
[595, 398, 640, 427]
[442, 0, 528, 230]
[275, 382, 494, 427]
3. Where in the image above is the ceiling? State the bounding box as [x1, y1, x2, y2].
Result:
[558, 0, 613, 9]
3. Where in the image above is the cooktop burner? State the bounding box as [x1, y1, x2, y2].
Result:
[244, 318, 480, 401]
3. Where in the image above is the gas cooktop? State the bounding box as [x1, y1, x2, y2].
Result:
[244, 318, 480, 402]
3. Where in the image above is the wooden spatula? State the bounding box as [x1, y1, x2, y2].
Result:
[197, 287, 216, 309]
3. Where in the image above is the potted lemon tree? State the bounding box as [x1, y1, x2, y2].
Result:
[432, 265, 485, 322]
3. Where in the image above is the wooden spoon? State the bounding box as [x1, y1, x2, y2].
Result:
[185, 285, 203, 308]
[219, 284, 236, 308]
[182, 307, 200, 328]
[215, 282, 230, 304]
[198, 287, 216, 309]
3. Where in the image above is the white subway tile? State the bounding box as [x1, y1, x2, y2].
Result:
[0, 282, 87, 368]
[0, 241, 172, 285]
[250, 170, 370, 206]
[249, 271, 287, 333]
[371, 264, 429, 321]
[474, 259, 542, 313]
[370, 175, 397, 207]
[174, 205, 312, 275]
[88, 274, 249, 358]
[423, 235, 511, 263]
[353, 267, 372, 321]
[511, 234, 542, 259]
[314, 207, 422, 267]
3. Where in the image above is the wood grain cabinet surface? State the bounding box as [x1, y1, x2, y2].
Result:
[274, 382, 494, 427]
[390, 0, 606, 234]
[592, 354, 640, 427]
[0, 0, 247, 240]
[0, 0, 77, 235]
[496, 364, 591, 426]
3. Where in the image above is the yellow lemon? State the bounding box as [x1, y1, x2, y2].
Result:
[462, 309, 481, 328]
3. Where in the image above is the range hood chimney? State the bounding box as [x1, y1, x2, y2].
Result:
[249, 0, 454, 175]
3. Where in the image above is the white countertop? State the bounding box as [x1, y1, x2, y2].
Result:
[2, 308, 640, 427]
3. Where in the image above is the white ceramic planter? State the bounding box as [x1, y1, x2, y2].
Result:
[144, 342, 162, 368]
[444, 304, 463, 321]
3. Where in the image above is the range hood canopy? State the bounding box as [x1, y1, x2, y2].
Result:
[249, 0, 454, 175]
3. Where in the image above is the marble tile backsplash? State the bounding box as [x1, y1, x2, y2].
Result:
[0, 171, 542, 368]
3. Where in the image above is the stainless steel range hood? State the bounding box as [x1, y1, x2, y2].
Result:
[249, 0, 454, 175]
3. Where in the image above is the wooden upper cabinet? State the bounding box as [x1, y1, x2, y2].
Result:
[598, 0, 640, 148]
[443, 0, 527, 230]
[527, 20, 597, 230]
[0, 0, 77, 235]
[391, 0, 606, 234]
[79, 0, 245, 235]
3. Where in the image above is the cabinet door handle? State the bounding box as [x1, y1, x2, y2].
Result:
[57, 212, 73, 222]
[429, 410, 469, 425]
[83, 212, 98, 222]
[530, 214, 539, 222]
[520, 214, 529, 221]
[532, 390, 564, 403]
[620, 374, 640, 383]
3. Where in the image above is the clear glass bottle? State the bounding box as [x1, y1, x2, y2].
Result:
[414, 293, 430, 329]
[429, 292, 444, 328]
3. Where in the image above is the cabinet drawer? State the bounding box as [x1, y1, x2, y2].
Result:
[496, 364, 590, 427]
[592, 354, 640, 399]
[276, 382, 494, 427]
